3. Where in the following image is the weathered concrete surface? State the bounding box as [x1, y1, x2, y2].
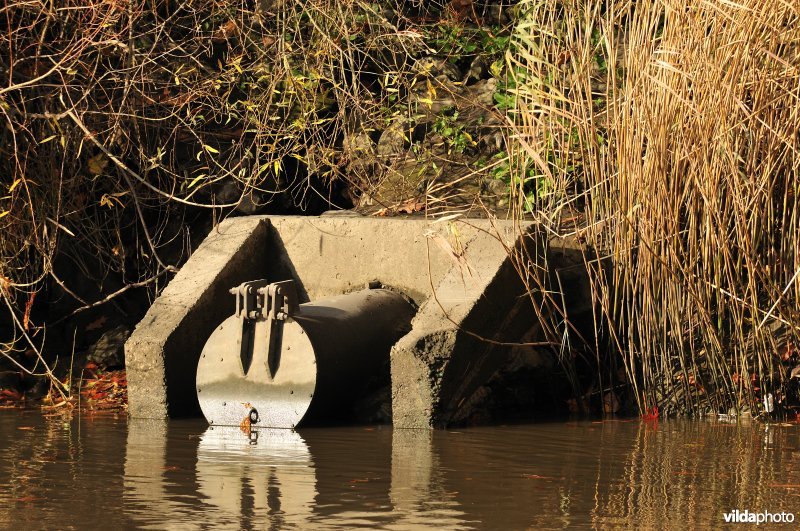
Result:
[126, 214, 558, 423]
[390, 222, 540, 428]
[408, 235, 596, 428]
[262, 216, 487, 303]
[126, 217, 270, 418]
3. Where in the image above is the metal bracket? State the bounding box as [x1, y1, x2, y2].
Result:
[229, 279, 298, 321]
[230, 280, 271, 320]
[258, 280, 299, 322]
[229, 279, 299, 379]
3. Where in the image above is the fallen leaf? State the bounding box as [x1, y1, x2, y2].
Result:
[396, 200, 425, 214]
[212, 19, 239, 42]
[0, 389, 22, 401]
[17, 427, 34, 431]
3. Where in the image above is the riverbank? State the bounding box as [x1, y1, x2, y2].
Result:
[2, 0, 799, 419]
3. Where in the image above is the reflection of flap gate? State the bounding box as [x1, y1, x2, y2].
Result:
[196, 427, 315, 522]
[196, 280, 416, 428]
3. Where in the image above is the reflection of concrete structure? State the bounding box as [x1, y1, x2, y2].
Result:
[123, 421, 474, 529]
[119, 419, 800, 528]
[123, 419, 189, 529]
[389, 430, 469, 529]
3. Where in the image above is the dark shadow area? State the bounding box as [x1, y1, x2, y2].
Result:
[435, 237, 608, 427]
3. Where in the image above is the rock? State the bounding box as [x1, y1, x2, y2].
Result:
[376, 120, 409, 161]
[236, 191, 266, 215]
[484, 4, 514, 26]
[411, 76, 457, 114]
[413, 56, 462, 81]
[343, 132, 378, 179]
[216, 179, 271, 214]
[88, 325, 130, 369]
[463, 56, 489, 83]
[465, 77, 497, 107]
[343, 132, 375, 157]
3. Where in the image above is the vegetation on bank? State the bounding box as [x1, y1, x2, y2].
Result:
[1, 0, 799, 420]
[507, 0, 800, 417]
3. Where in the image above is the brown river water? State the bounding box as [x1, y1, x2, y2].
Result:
[1, 412, 799, 529]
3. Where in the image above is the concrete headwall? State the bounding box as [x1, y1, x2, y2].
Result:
[124, 215, 586, 426]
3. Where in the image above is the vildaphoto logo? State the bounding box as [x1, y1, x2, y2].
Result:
[723, 510, 795, 524]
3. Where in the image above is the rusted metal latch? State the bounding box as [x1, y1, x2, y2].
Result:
[229, 279, 299, 377]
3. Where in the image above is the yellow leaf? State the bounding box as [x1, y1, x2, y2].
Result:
[273, 159, 282, 175]
[203, 144, 219, 154]
[87, 154, 108, 176]
[8, 178, 22, 193]
[490, 59, 504, 78]
[187, 173, 206, 189]
[99, 193, 126, 209]
[0, 211, 9, 219]
[426, 78, 437, 99]
[39, 135, 57, 144]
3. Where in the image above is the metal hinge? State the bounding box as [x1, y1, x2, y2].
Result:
[229, 279, 299, 377]
[230, 279, 299, 322]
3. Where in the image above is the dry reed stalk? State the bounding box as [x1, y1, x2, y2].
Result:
[509, 0, 800, 415]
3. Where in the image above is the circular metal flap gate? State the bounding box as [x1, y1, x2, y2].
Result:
[196, 280, 415, 429]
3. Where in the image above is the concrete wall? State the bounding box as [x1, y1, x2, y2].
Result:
[126, 217, 270, 418]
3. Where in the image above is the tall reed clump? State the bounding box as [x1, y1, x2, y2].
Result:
[508, 0, 800, 415]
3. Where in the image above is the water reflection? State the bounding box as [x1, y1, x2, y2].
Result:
[124, 419, 193, 529]
[390, 430, 472, 530]
[197, 427, 314, 529]
[123, 422, 471, 529]
[3, 414, 796, 528]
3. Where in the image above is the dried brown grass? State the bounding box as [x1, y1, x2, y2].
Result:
[509, 0, 800, 414]
[0, 0, 431, 384]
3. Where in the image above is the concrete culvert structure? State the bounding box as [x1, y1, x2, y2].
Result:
[197, 280, 416, 428]
[124, 216, 594, 427]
